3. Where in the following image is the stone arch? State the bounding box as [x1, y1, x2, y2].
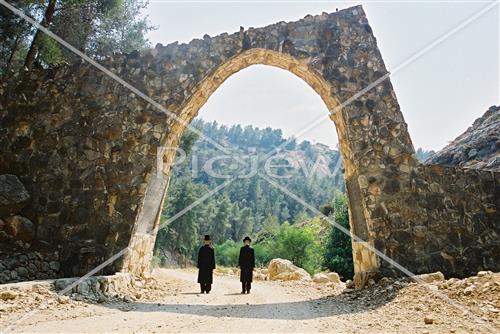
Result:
[173, 47, 379, 276]
[123, 8, 418, 284]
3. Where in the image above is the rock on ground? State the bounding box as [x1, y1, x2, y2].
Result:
[268, 258, 311, 281]
[313, 272, 341, 284]
[415, 271, 445, 284]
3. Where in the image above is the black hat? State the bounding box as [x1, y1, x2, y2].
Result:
[204, 235, 211, 241]
[243, 236, 251, 242]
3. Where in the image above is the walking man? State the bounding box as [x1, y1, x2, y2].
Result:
[238, 236, 255, 294]
[197, 235, 215, 294]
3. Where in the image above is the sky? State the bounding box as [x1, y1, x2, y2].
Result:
[144, 1, 499, 151]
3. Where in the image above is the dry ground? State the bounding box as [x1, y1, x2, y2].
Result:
[1, 268, 499, 333]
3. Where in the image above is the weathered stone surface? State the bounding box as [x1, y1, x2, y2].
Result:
[415, 271, 445, 284]
[4, 215, 35, 242]
[0, 174, 30, 216]
[427, 106, 499, 170]
[0, 251, 60, 284]
[0, 5, 498, 285]
[313, 273, 331, 283]
[313, 272, 342, 284]
[326, 272, 341, 284]
[0, 291, 17, 300]
[268, 258, 311, 281]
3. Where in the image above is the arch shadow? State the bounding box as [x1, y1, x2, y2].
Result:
[96, 285, 403, 321]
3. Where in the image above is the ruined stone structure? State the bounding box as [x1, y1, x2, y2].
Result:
[0, 5, 498, 285]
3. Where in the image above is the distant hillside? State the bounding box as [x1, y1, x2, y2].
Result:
[426, 106, 500, 170]
[154, 119, 345, 263]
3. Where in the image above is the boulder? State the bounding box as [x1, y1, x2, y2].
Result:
[268, 258, 311, 281]
[57, 295, 70, 304]
[4, 215, 35, 242]
[0, 174, 30, 216]
[326, 272, 341, 284]
[415, 271, 445, 284]
[313, 273, 330, 283]
[313, 272, 341, 284]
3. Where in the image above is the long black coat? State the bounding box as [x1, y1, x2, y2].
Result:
[239, 245, 255, 283]
[197, 244, 215, 284]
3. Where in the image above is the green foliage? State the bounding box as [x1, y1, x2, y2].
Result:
[322, 191, 354, 279]
[0, 0, 154, 74]
[212, 222, 323, 274]
[38, 34, 64, 65]
[213, 240, 240, 266]
[269, 223, 323, 274]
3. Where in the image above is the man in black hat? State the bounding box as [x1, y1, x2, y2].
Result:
[238, 236, 255, 294]
[197, 235, 215, 294]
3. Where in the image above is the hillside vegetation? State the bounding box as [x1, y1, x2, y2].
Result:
[154, 119, 353, 277]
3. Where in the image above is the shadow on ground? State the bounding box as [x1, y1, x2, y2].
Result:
[99, 286, 402, 320]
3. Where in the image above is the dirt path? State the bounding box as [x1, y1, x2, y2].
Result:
[2, 269, 499, 333]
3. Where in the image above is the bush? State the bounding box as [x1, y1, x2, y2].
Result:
[269, 223, 323, 274]
[214, 239, 273, 268]
[252, 242, 273, 267]
[214, 240, 240, 267]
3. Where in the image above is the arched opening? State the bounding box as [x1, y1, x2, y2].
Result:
[126, 49, 378, 282]
[156, 63, 349, 275]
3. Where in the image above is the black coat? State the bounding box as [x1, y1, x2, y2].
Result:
[239, 245, 255, 282]
[197, 244, 215, 284]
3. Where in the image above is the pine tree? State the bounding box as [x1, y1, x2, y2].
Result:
[322, 192, 354, 279]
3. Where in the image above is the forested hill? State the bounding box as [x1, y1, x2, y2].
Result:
[154, 119, 345, 261]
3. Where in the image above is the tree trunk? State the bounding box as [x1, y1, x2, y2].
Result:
[23, 0, 57, 69]
[4, 34, 20, 76]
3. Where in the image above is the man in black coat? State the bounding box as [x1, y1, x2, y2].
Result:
[197, 235, 215, 294]
[238, 236, 255, 294]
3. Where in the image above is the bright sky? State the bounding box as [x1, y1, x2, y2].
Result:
[145, 1, 499, 150]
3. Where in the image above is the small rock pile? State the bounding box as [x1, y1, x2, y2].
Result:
[336, 271, 500, 329]
[0, 272, 173, 314]
[436, 271, 500, 320]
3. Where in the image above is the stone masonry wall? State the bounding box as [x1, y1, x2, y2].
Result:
[0, 5, 498, 284]
[372, 164, 499, 278]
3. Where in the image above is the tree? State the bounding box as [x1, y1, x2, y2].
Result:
[1, 0, 153, 73]
[322, 192, 354, 279]
[87, 0, 153, 57]
[285, 137, 297, 150]
[23, 0, 58, 69]
[157, 178, 200, 260]
[211, 195, 231, 243]
[0, 1, 34, 77]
